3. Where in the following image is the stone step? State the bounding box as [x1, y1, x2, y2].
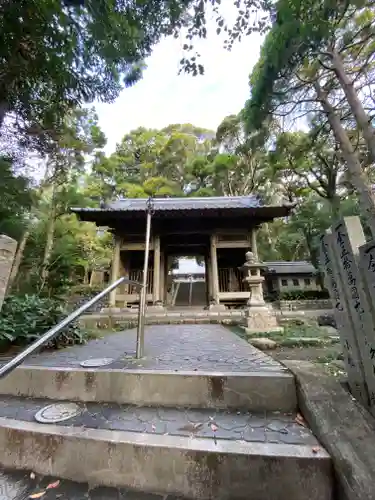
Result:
[0, 366, 297, 412]
[0, 399, 333, 500]
[0, 469, 184, 499]
[80, 311, 246, 329]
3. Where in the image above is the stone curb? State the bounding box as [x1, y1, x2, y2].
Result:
[0, 367, 297, 412]
[80, 316, 244, 329]
[283, 360, 375, 500]
[279, 337, 340, 348]
[0, 417, 333, 500]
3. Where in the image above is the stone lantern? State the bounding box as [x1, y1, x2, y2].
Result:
[239, 250, 282, 333]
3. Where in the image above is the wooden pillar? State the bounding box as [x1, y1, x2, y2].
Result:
[153, 234, 161, 303]
[251, 227, 259, 259]
[210, 234, 220, 304]
[164, 254, 170, 305]
[109, 235, 121, 307]
[121, 251, 129, 304]
[205, 254, 212, 301]
[160, 249, 165, 305]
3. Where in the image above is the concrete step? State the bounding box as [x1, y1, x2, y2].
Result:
[0, 469, 185, 499]
[80, 312, 245, 329]
[0, 366, 297, 412]
[0, 399, 333, 500]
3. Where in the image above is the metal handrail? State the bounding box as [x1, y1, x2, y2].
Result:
[0, 276, 143, 379]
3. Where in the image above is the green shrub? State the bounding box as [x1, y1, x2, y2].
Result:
[278, 289, 330, 300]
[0, 295, 88, 350]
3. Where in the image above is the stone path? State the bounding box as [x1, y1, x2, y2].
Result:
[0, 470, 185, 499]
[25, 324, 284, 372]
[0, 396, 318, 447]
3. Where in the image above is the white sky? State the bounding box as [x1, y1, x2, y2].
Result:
[172, 257, 205, 274]
[94, 7, 265, 154]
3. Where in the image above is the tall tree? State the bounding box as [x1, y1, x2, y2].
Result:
[0, 155, 33, 240]
[269, 128, 346, 214]
[244, 0, 375, 233]
[185, 113, 270, 197]
[89, 124, 214, 199]
[8, 107, 106, 290]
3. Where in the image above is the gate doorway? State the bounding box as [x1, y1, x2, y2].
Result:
[167, 257, 207, 308]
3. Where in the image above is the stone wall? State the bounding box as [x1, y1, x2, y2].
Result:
[278, 299, 332, 311]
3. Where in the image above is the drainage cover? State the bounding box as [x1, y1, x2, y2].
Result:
[79, 358, 115, 368]
[34, 403, 82, 424]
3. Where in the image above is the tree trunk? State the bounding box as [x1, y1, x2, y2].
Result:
[7, 165, 53, 291]
[7, 228, 31, 292]
[0, 100, 8, 130]
[263, 222, 273, 246]
[314, 81, 375, 236]
[83, 267, 89, 285]
[40, 186, 57, 289]
[328, 195, 341, 218]
[331, 50, 375, 162]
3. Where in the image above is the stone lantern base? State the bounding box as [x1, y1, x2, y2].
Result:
[238, 250, 283, 334]
[245, 305, 283, 334]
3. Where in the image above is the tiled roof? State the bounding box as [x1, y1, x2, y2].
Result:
[263, 261, 317, 275]
[72, 196, 263, 213]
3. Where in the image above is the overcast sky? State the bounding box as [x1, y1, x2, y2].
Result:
[94, 7, 265, 154]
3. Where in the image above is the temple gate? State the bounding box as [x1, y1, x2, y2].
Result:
[72, 196, 294, 311]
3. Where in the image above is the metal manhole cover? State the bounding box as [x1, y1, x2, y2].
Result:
[35, 403, 82, 423]
[79, 358, 115, 368]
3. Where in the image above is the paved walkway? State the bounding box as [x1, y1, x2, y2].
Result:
[26, 324, 284, 372]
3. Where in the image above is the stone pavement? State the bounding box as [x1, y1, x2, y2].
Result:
[0, 396, 317, 446]
[25, 324, 285, 372]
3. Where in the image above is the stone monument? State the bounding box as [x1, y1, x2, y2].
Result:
[0, 234, 17, 312]
[239, 250, 281, 333]
[319, 216, 375, 416]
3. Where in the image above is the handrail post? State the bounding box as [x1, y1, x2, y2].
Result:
[136, 205, 152, 359]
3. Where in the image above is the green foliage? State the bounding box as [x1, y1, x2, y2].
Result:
[89, 117, 271, 202]
[14, 213, 112, 296]
[88, 124, 215, 199]
[244, 0, 350, 130]
[0, 1, 187, 141]
[0, 157, 33, 240]
[0, 0, 273, 150]
[0, 295, 87, 350]
[278, 289, 330, 300]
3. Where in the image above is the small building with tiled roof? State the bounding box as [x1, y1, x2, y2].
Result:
[262, 261, 321, 295]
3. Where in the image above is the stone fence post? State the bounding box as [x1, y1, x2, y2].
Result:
[0, 235, 17, 312]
